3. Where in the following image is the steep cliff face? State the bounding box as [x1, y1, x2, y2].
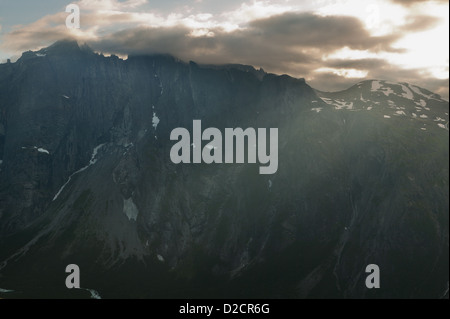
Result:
[0, 40, 448, 298]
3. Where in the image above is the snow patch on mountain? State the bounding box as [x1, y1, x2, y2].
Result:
[21, 146, 50, 154]
[360, 93, 369, 103]
[53, 144, 105, 201]
[319, 97, 353, 110]
[78, 288, 101, 299]
[86, 289, 101, 299]
[371, 80, 382, 91]
[152, 112, 160, 130]
[0, 288, 14, 293]
[408, 84, 442, 102]
[320, 97, 333, 104]
[123, 197, 139, 221]
[37, 147, 50, 154]
[381, 87, 394, 96]
[90, 144, 105, 165]
[400, 84, 414, 100]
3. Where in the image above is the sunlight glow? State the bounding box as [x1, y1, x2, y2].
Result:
[315, 67, 369, 78]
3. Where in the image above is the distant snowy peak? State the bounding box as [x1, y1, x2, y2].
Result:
[315, 80, 449, 132]
[367, 80, 444, 103]
[316, 80, 448, 108]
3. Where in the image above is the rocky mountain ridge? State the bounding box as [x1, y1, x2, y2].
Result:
[0, 40, 448, 298]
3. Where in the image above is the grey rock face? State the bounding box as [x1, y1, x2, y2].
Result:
[0, 40, 448, 298]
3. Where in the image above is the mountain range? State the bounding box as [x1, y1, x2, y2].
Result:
[0, 40, 448, 298]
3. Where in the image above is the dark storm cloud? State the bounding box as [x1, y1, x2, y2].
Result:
[91, 12, 400, 55]
[248, 13, 401, 52]
[92, 13, 399, 57]
[90, 12, 401, 71]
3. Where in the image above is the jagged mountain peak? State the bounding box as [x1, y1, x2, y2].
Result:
[16, 39, 94, 63]
[315, 79, 449, 133]
[47, 38, 81, 51]
[320, 79, 446, 103]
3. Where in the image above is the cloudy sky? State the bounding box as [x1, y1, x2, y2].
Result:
[0, 0, 448, 98]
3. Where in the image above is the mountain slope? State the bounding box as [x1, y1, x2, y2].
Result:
[0, 40, 448, 298]
[317, 79, 449, 132]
